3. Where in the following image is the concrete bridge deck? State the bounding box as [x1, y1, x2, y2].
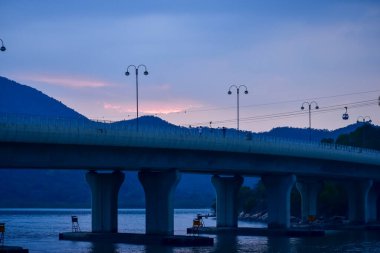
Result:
[0, 113, 379, 179]
[1, 113, 380, 239]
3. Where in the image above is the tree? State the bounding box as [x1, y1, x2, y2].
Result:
[336, 124, 380, 150]
[318, 181, 348, 217]
[238, 181, 267, 213]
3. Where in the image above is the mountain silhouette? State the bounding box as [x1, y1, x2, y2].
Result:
[261, 124, 361, 142]
[0, 76, 86, 118]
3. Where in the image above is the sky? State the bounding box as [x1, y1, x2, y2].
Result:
[1, 0, 380, 132]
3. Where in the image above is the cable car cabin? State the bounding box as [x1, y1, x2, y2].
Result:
[342, 107, 349, 120]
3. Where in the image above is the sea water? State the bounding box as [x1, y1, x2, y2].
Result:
[1, 209, 380, 253]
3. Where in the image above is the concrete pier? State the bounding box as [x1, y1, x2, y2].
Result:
[296, 179, 322, 222]
[138, 170, 180, 235]
[86, 170, 125, 233]
[368, 182, 380, 223]
[262, 174, 296, 229]
[344, 179, 373, 224]
[211, 175, 243, 228]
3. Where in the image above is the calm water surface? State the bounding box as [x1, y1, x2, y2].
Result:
[1, 209, 380, 253]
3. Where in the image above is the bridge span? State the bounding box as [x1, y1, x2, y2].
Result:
[1, 113, 380, 235]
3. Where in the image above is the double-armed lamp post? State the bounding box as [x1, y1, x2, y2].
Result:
[125, 64, 149, 132]
[357, 116, 372, 124]
[0, 39, 6, 52]
[228, 85, 248, 130]
[301, 101, 319, 142]
[357, 116, 372, 148]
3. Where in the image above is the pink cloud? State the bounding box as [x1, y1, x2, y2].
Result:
[17, 74, 111, 88]
[103, 100, 202, 115]
[103, 103, 134, 113]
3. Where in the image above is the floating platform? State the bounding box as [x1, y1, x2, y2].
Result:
[59, 232, 213, 246]
[187, 227, 325, 237]
[0, 246, 29, 253]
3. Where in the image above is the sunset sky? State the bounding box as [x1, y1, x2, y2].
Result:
[1, 0, 379, 132]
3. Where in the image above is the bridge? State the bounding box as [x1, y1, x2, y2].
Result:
[1, 113, 380, 236]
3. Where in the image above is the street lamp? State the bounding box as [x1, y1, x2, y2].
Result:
[228, 85, 248, 130]
[357, 116, 371, 124]
[301, 101, 319, 142]
[125, 64, 149, 131]
[357, 116, 372, 148]
[0, 39, 6, 52]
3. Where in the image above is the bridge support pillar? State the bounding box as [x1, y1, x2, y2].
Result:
[262, 174, 296, 229]
[138, 170, 180, 235]
[296, 179, 322, 223]
[211, 175, 244, 228]
[368, 182, 380, 223]
[86, 170, 125, 233]
[344, 179, 373, 224]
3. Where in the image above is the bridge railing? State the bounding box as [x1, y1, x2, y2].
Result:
[0, 113, 379, 163]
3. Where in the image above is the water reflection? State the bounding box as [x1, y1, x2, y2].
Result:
[60, 231, 380, 253]
[89, 242, 115, 253]
[145, 245, 173, 253]
[213, 234, 238, 253]
[267, 237, 292, 253]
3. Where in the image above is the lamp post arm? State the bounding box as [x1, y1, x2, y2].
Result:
[238, 85, 248, 90]
[364, 116, 372, 123]
[301, 102, 310, 109]
[357, 116, 364, 122]
[310, 101, 318, 107]
[137, 64, 148, 71]
[228, 84, 238, 93]
[126, 65, 137, 72]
